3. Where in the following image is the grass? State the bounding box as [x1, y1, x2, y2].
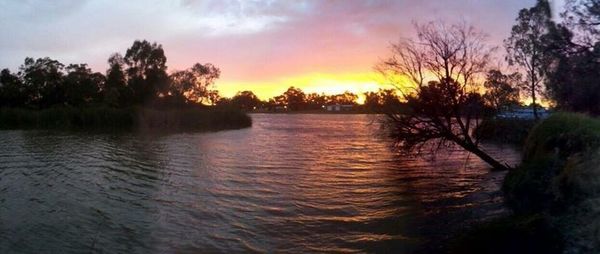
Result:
[0, 106, 252, 132]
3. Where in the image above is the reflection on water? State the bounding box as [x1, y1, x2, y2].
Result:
[0, 114, 519, 253]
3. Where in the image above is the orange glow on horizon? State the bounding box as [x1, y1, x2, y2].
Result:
[213, 72, 397, 104]
[212, 70, 545, 107]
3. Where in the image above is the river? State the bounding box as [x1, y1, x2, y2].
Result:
[0, 114, 519, 253]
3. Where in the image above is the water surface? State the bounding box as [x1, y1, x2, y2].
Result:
[0, 114, 519, 253]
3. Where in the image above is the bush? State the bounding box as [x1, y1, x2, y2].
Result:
[503, 112, 600, 252]
[505, 113, 600, 212]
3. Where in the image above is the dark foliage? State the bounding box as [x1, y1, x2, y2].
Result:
[0, 40, 221, 110]
[474, 118, 536, 146]
[378, 21, 510, 171]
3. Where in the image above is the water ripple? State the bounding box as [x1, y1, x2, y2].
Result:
[0, 114, 519, 253]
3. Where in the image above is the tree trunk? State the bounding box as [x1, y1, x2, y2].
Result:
[532, 81, 539, 120]
[531, 70, 539, 121]
[457, 139, 511, 171]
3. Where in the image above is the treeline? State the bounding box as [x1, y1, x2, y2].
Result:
[0, 40, 220, 109]
[215, 86, 406, 112]
[213, 69, 527, 114]
[0, 40, 255, 131]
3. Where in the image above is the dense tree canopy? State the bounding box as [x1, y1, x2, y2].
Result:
[482, 70, 522, 111]
[0, 40, 222, 110]
[230, 90, 261, 110]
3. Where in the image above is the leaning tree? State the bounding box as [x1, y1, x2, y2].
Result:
[377, 21, 511, 171]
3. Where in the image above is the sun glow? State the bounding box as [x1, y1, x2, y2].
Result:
[214, 72, 396, 104]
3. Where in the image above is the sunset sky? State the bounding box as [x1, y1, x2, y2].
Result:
[0, 0, 549, 100]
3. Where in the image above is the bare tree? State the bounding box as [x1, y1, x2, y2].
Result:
[377, 21, 511, 171]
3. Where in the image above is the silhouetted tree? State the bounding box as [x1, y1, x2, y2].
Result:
[207, 90, 220, 106]
[20, 57, 65, 108]
[378, 21, 509, 170]
[364, 89, 402, 112]
[231, 90, 262, 110]
[216, 97, 232, 106]
[169, 63, 220, 105]
[538, 0, 600, 114]
[306, 93, 327, 109]
[104, 53, 129, 107]
[328, 91, 358, 105]
[505, 0, 554, 120]
[282, 86, 306, 110]
[483, 70, 522, 111]
[564, 0, 600, 46]
[63, 64, 104, 106]
[124, 40, 169, 104]
[0, 39, 225, 110]
[0, 69, 27, 107]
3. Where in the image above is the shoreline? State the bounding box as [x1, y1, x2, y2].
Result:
[0, 106, 252, 132]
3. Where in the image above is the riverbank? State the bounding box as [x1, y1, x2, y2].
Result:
[0, 106, 252, 132]
[451, 113, 600, 253]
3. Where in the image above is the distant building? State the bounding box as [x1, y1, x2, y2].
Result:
[340, 105, 354, 111]
[325, 104, 354, 112]
[326, 105, 340, 111]
[497, 107, 550, 119]
[274, 106, 288, 112]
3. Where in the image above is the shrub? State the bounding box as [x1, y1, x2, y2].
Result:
[503, 112, 600, 252]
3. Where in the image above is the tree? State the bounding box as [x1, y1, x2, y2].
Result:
[564, 0, 600, 46]
[483, 70, 522, 111]
[206, 90, 220, 106]
[104, 53, 129, 107]
[541, 0, 600, 115]
[282, 86, 306, 110]
[306, 93, 327, 109]
[231, 90, 262, 110]
[124, 40, 169, 104]
[378, 21, 509, 171]
[63, 64, 104, 106]
[364, 89, 403, 112]
[168, 63, 220, 104]
[0, 69, 27, 107]
[328, 91, 358, 105]
[505, 0, 554, 120]
[19, 57, 65, 108]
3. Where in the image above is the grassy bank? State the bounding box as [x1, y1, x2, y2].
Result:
[455, 113, 600, 253]
[0, 106, 252, 132]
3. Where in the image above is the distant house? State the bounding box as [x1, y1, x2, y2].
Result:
[325, 104, 354, 112]
[274, 106, 288, 112]
[497, 107, 550, 119]
[326, 105, 341, 111]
